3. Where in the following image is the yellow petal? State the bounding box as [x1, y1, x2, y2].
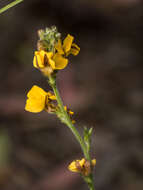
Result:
[38, 50, 46, 57]
[33, 51, 54, 69]
[33, 54, 44, 68]
[33, 51, 44, 68]
[68, 160, 79, 172]
[68, 158, 86, 173]
[47, 92, 56, 100]
[79, 158, 86, 167]
[53, 53, 68, 70]
[43, 51, 55, 69]
[72, 120, 76, 124]
[70, 43, 80, 56]
[91, 159, 96, 166]
[64, 106, 67, 111]
[33, 55, 38, 68]
[69, 110, 74, 115]
[25, 98, 45, 113]
[46, 52, 53, 59]
[44, 52, 55, 70]
[48, 59, 55, 70]
[27, 85, 47, 99]
[63, 34, 74, 53]
[25, 85, 47, 113]
[37, 54, 44, 67]
[55, 39, 64, 55]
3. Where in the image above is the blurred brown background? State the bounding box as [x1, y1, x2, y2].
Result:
[0, 0, 143, 190]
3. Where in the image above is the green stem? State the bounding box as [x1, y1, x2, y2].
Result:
[49, 75, 95, 190]
[0, 0, 23, 14]
[49, 75, 90, 160]
[84, 174, 95, 190]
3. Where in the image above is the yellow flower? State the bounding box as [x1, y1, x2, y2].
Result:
[64, 106, 75, 124]
[64, 106, 74, 115]
[33, 50, 68, 71]
[68, 158, 96, 176]
[25, 85, 56, 113]
[91, 159, 96, 166]
[52, 53, 68, 70]
[33, 50, 55, 69]
[33, 34, 80, 73]
[55, 34, 80, 56]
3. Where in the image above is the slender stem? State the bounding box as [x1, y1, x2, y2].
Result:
[88, 175, 95, 190]
[84, 174, 95, 190]
[0, 0, 23, 14]
[49, 75, 95, 190]
[49, 75, 90, 160]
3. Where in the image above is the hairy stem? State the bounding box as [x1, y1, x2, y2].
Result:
[84, 174, 95, 190]
[49, 75, 90, 160]
[49, 75, 95, 190]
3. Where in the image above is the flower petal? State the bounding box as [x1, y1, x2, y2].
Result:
[33, 51, 44, 68]
[55, 39, 64, 55]
[63, 34, 74, 53]
[27, 85, 47, 99]
[53, 53, 68, 70]
[25, 98, 45, 113]
[33, 51, 54, 69]
[91, 159, 96, 166]
[33, 55, 38, 68]
[70, 43, 80, 56]
[25, 85, 47, 113]
[48, 59, 55, 70]
[79, 158, 86, 167]
[68, 160, 79, 172]
[46, 52, 53, 59]
[47, 92, 56, 100]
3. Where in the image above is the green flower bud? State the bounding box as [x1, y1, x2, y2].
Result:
[37, 26, 61, 52]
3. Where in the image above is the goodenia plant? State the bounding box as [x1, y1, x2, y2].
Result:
[25, 26, 96, 190]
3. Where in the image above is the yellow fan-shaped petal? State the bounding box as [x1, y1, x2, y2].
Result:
[25, 85, 47, 113]
[53, 54, 68, 70]
[55, 40, 64, 55]
[25, 98, 45, 113]
[27, 85, 47, 99]
[63, 34, 74, 53]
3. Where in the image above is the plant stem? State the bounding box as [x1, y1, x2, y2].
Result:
[0, 0, 23, 14]
[49, 75, 90, 160]
[84, 174, 95, 190]
[49, 75, 95, 190]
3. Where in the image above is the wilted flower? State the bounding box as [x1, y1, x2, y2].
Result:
[55, 34, 80, 56]
[68, 158, 96, 176]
